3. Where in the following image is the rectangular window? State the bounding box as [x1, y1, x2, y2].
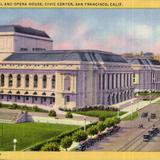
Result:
[102, 73, 105, 90]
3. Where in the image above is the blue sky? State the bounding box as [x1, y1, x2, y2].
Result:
[0, 9, 159, 54]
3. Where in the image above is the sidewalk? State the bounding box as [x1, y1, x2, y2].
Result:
[112, 97, 160, 119]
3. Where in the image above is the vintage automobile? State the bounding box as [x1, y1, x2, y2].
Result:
[141, 112, 148, 118]
[143, 134, 151, 142]
[151, 113, 156, 119]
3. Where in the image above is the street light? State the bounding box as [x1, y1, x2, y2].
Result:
[117, 105, 120, 118]
[84, 117, 86, 132]
[131, 100, 134, 120]
[149, 90, 152, 104]
[13, 138, 17, 151]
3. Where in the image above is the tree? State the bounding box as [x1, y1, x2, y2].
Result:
[60, 137, 72, 151]
[41, 143, 60, 151]
[87, 126, 98, 136]
[104, 118, 115, 128]
[72, 130, 88, 142]
[97, 122, 106, 132]
[65, 112, 73, 118]
[114, 117, 121, 125]
[99, 116, 106, 121]
[48, 110, 57, 117]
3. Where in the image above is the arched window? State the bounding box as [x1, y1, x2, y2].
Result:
[17, 74, 21, 87]
[34, 75, 38, 88]
[8, 74, 13, 87]
[64, 76, 71, 91]
[51, 75, 56, 89]
[42, 75, 47, 88]
[0, 74, 5, 87]
[25, 75, 29, 88]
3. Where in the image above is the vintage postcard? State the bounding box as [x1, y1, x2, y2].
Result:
[0, 0, 159, 160]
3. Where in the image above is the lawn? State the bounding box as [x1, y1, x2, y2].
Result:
[72, 110, 126, 118]
[123, 112, 139, 121]
[0, 122, 78, 151]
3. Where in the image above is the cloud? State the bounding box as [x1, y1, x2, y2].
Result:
[128, 24, 152, 40]
[8, 18, 158, 54]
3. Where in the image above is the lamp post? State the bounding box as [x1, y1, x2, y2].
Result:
[84, 117, 86, 132]
[131, 100, 134, 120]
[117, 105, 120, 118]
[13, 138, 17, 151]
[149, 90, 152, 104]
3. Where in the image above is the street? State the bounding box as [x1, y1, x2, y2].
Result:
[87, 103, 160, 151]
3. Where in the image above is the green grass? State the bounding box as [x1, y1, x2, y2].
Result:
[72, 110, 126, 118]
[0, 122, 78, 151]
[123, 112, 139, 121]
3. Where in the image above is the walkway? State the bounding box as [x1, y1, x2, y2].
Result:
[112, 97, 160, 119]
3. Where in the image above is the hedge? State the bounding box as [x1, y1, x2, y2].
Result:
[28, 122, 97, 151]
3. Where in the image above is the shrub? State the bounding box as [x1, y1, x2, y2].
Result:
[72, 130, 88, 142]
[114, 117, 121, 125]
[65, 112, 73, 118]
[60, 137, 72, 151]
[104, 118, 115, 128]
[99, 116, 106, 121]
[87, 126, 98, 135]
[41, 142, 60, 151]
[48, 110, 57, 117]
[97, 122, 106, 132]
[32, 106, 39, 112]
[9, 103, 18, 109]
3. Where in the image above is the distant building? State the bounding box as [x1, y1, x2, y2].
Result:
[153, 54, 160, 62]
[143, 52, 154, 59]
[126, 58, 160, 92]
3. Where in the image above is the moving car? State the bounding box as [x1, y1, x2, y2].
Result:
[143, 134, 151, 142]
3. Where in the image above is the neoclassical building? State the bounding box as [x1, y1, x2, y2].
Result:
[127, 58, 160, 92]
[0, 25, 134, 109]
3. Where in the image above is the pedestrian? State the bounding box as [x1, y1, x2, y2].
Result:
[148, 117, 150, 122]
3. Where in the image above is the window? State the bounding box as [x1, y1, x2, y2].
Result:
[34, 75, 38, 88]
[42, 75, 47, 88]
[8, 74, 13, 87]
[17, 74, 21, 87]
[133, 73, 136, 83]
[25, 75, 29, 88]
[99, 74, 101, 90]
[0, 74, 5, 87]
[66, 95, 70, 102]
[64, 76, 71, 91]
[102, 73, 105, 90]
[51, 75, 56, 89]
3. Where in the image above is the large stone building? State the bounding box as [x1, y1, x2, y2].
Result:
[0, 25, 134, 109]
[127, 58, 160, 92]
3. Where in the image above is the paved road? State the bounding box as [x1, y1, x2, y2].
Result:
[87, 103, 160, 151]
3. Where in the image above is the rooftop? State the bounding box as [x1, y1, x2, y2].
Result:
[0, 25, 50, 38]
[126, 58, 160, 65]
[4, 50, 127, 63]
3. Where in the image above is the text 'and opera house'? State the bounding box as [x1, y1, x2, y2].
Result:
[0, 25, 160, 109]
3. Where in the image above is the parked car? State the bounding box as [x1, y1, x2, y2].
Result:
[151, 113, 156, 119]
[148, 129, 155, 137]
[152, 127, 159, 135]
[77, 140, 88, 151]
[112, 125, 120, 132]
[141, 112, 148, 118]
[143, 134, 151, 142]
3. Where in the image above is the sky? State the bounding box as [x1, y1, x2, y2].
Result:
[0, 9, 159, 54]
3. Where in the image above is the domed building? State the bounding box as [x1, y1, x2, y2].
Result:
[0, 25, 134, 109]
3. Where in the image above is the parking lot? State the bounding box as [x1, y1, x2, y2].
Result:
[87, 103, 160, 151]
